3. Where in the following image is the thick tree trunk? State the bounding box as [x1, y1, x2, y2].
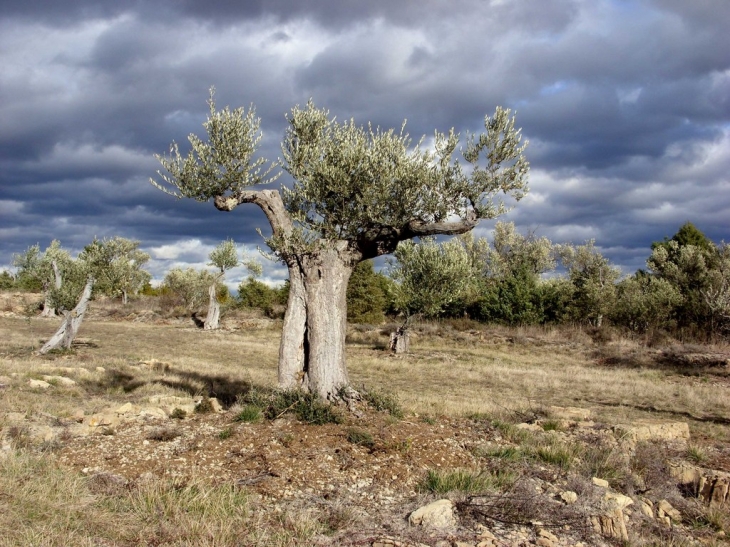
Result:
[41, 260, 62, 317]
[278, 262, 307, 389]
[39, 277, 94, 354]
[204, 283, 220, 330]
[300, 246, 354, 400]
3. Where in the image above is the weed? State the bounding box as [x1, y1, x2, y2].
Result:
[686, 444, 708, 464]
[479, 446, 522, 461]
[234, 405, 262, 424]
[361, 387, 404, 419]
[541, 419, 563, 432]
[218, 427, 233, 440]
[346, 428, 375, 449]
[420, 415, 437, 425]
[170, 408, 187, 420]
[194, 397, 214, 414]
[418, 468, 516, 494]
[146, 427, 181, 442]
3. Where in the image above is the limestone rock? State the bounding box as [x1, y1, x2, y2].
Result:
[592, 477, 610, 488]
[604, 491, 634, 510]
[639, 499, 654, 518]
[115, 402, 135, 414]
[559, 490, 578, 504]
[699, 473, 730, 506]
[548, 406, 591, 421]
[614, 421, 690, 445]
[657, 499, 681, 523]
[591, 506, 628, 541]
[28, 379, 51, 389]
[408, 499, 456, 528]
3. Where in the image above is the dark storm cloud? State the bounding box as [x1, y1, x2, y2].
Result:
[1, 0, 728, 283]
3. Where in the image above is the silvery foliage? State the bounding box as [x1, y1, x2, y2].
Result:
[281, 102, 529, 242]
[151, 94, 528, 258]
[486, 221, 556, 278]
[13, 240, 72, 290]
[81, 237, 151, 299]
[163, 267, 219, 311]
[151, 88, 279, 201]
[388, 237, 479, 319]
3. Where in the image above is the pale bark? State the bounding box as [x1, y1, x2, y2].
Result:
[121, 290, 128, 305]
[40, 260, 62, 317]
[39, 277, 94, 354]
[278, 262, 307, 388]
[203, 283, 220, 330]
[300, 244, 355, 400]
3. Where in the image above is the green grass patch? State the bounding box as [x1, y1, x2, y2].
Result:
[345, 428, 375, 449]
[417, 468, 516, 494]
[234, 405, 263, 424]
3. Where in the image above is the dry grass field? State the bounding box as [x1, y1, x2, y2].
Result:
[2, 293, 730, 546]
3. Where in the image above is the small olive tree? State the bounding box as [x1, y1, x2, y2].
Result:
[84, 237, 151, 304]
[204, 239, 262, 329]
[13, 240, 72, 316]
[387, 236, 480, 352]
[152, 92, 528, 399]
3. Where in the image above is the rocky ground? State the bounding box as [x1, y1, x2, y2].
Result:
[1, 294, 730, 546]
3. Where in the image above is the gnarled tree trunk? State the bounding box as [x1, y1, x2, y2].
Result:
[41, 260, 62, 317]
[39, 277, 94, 354]
[204, 283, 220, 330]
[278, 262, 307, 388]
[389, 326, 410, 354]
[299, 245, 355, 400]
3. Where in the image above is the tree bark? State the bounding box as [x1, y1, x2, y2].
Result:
[122, 290, 128, 305]
[278, 261, 307, 389]
[41, 260, 61, 317]
[300, 244, 355, 400]
[39, 277, 94, 354]
[204, 283, 220, 330]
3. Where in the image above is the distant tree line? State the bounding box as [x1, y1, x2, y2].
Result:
[3, 221, 728, 341]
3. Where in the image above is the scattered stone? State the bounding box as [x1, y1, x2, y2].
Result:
[138, 359, 172, 372]
[657, 499, 681, 523]
[592, 477, 609, 488]
[95, 367, 106, 373]
[71, 408, 85, 423]
[604, 491, 634, 510]
[639, 499, 654, 518]
[669, 462, 703, 496]
[28, 378, 51, 389]
[559, 490, 578, 504]
[87, 413, 120, 429]
[408, 499, 456, 528]
[536, 528, 559, 547]
[208, 397, 224, 413]
[115, 402, 135, 414]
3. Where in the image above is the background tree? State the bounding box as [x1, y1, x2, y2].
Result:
[39, 238, 133, 353]
[0, 271, 13, 290]
[205, 239, 242, 330]
[152, 92, 528, 399]
[13, 241, 72, 316]
[611, 272, 682, 333]
[558, 240, 621, 327]
[472, 222, 556, 325]
[162, 268, 219, 312]
[647, 223, 720, 333]
[387, 237, 480, 351]
[83, 237, 151, 305]
[346, 260, 390, 324]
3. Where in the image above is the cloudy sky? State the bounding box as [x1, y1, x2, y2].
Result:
[1, 0, 729, 286]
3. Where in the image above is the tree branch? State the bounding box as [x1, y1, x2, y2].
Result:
[214, 190, 293, 240]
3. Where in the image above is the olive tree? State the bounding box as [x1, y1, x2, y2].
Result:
[84, 237, 151, 304]
[387, 237, 480, 352]
[152, 92, 528, 399]
[204, 239, 261, 329]
[558, 240, 621, 327]
[13, 240, 72, 316]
